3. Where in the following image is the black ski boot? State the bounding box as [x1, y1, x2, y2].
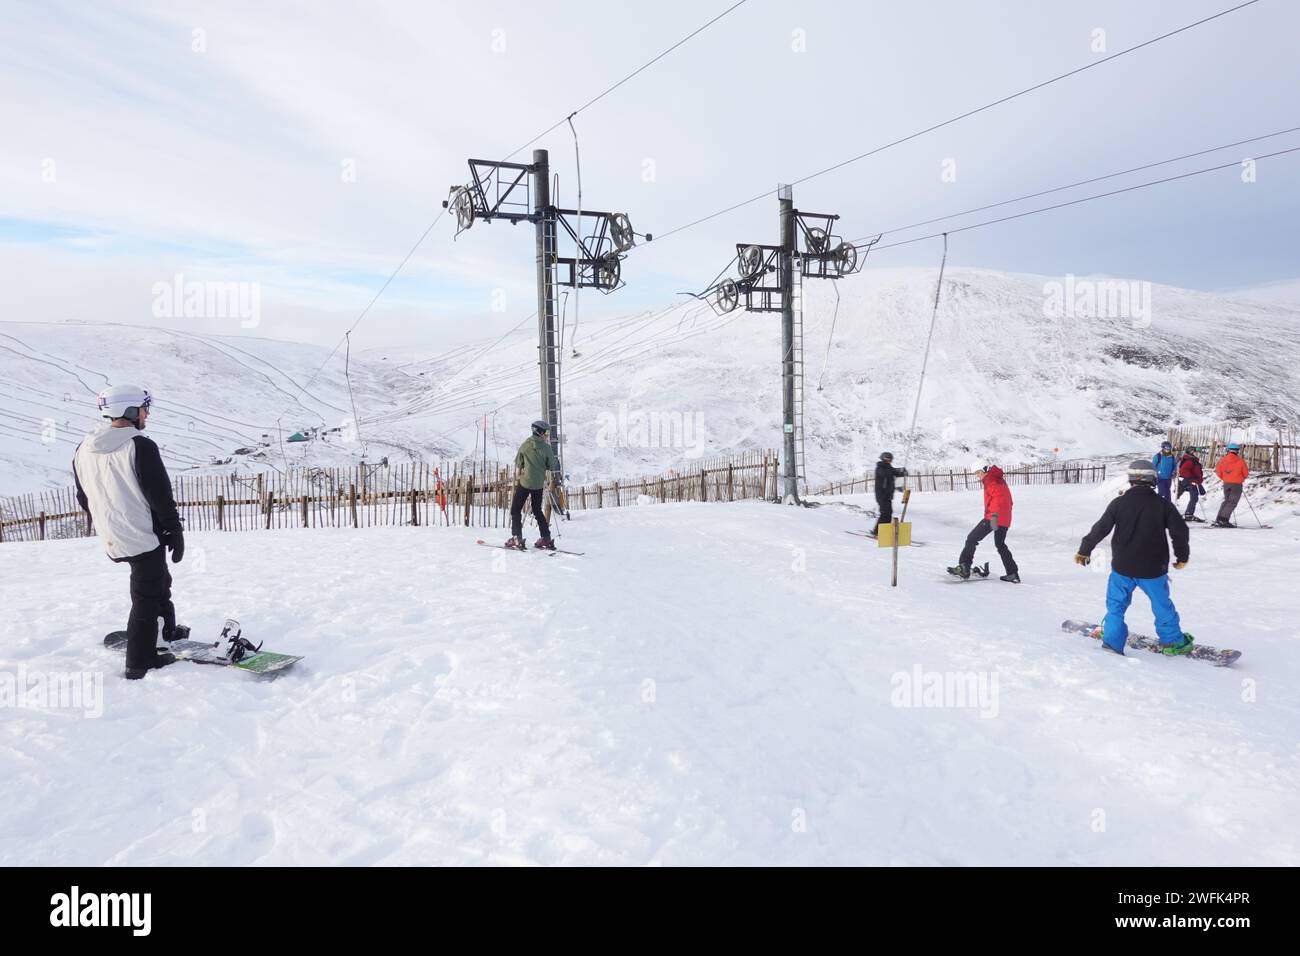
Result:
[1000, 572, 1021, 583]
[125, 651, 178, 680]
[162, 624, 191, 642]
[504, 536, 526, 550]
[1212, 519, 1236, 528]
[534, 537, 557, 551]
[947, 564, 971, 580]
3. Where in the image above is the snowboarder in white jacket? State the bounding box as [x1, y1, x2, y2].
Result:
[72, 384, 187, 679]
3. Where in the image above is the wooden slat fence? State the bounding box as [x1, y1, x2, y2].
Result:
[1166, 424, 1299, 475]
[811, 463, 1108, 498]
[0, 451, 781, 544]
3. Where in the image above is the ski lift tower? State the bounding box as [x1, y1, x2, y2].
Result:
[702, 185, 876, 504]
[443, 150, 648, 484]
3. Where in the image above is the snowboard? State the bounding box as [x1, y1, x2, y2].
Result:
[104, 619, 302, 674]
[1060, 619, 1241, 667]
[945, 562, 991, 581]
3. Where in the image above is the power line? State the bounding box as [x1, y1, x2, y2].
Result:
[863, 144, 1300, 254]
[503, 0, 750, 161]
[652, 0, 1262, 243]
[849, 124, 1300, 245]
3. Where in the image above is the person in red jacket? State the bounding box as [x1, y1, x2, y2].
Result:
[1176, 446, 1206, 521]
[1213, 443, 1250, 527]
[948, 465, 1020, 582]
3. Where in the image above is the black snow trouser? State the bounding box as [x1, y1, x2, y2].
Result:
[123, 545, 175, 668]
[873, 497, 892, 534]
[510, 485, 550, 541]
[959, 520, 1019, 575]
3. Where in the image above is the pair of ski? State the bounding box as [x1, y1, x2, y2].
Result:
[1060, 620, 1241, 667]
[104, 619, 303, 674]
[476, 539, 584, 556]
[844, 529, 926, 546]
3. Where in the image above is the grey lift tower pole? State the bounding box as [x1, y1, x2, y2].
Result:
[532, 149, 562, 465]
[705, 190, 876, 504]
[778, 184, 798, 504]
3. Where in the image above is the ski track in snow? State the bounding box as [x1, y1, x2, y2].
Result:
[1, 481, 1296, 865]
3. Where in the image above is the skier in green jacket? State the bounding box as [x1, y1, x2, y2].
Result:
[507, 420, 561, 550]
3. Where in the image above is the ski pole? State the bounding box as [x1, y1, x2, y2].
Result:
[1242, 488, 1266, 528]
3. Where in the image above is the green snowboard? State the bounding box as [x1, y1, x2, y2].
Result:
[104, 619, 302, 674]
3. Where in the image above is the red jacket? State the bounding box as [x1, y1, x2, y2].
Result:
[1216, 452, 1249, 484]
[982, 466, 1013, 527]
[1178, 454, 1203, 483]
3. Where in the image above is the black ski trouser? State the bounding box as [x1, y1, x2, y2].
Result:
[959, 520, 1018, 575]
[510, 485, 550, 541]
[123, 545, 175, 668]
[873, 496, 892, 534]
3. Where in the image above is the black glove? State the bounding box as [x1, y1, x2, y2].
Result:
[1198, 484, 1206, 495]
[166, 528, 185, 564]
[899, 468, 908, 476]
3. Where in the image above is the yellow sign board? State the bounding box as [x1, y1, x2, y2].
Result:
[877, 522, 912, 548]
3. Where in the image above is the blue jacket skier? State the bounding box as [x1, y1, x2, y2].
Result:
[1152, 441, 1177, 501]
[1073, 459, 1192, 656]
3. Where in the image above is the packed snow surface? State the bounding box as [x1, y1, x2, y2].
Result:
[2, 478, 1296, 865]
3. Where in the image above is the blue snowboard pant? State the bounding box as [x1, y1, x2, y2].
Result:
[1156, 477, 1172, 501]
[1103, 572, 1183, 653]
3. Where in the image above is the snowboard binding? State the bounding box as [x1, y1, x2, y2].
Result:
[215, 619, 262, 664]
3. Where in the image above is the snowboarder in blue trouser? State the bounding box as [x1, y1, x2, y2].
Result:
[1073, 459, 1193, 656]
[1152, 441, 1177, 501]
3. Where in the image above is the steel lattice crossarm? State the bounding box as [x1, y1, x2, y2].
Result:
[446, 159, 536, 227]
[792, 210, 872, 280]
[553, 207, 640, 293]
[699, 209, 876, 316]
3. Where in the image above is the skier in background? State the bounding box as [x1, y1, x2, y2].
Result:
[1213, 442, 1250, 528]
[1176, 446, 1206, 522]
[1152, 440, 1177, 501]
[72, 384, 187, 680]
[1073, 459, 1192, 656]
[507, 420, 561, 551]
[871, 451, 907, 536]
[947, 465, 1019, 582]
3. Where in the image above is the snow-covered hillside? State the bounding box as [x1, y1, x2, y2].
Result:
[3, 268, 1298, 495]
[2, 480, 1296, 865]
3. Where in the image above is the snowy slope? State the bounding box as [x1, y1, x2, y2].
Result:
[1, 480, 1296, 865]
[3, 268, 1299, 494]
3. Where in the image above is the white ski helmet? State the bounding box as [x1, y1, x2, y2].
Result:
[96, 384, 152, 424]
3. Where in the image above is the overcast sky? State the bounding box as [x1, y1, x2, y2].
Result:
[2, 0, 1297, 350]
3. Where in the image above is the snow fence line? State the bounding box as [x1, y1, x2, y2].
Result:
[0, 450, 786, 543]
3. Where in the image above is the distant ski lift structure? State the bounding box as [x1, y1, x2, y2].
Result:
[695, 188, 881, 504]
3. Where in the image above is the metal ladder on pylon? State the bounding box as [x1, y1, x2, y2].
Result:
[791, 258, 806, 495]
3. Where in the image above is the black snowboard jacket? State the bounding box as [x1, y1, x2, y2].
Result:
[1078, 484, 1189, 578]
[874, 460, 906, 503]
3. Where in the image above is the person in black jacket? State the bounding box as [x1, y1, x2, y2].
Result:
[1074, 459, 1192, 656]
[871, 451, 907, 536]
[73, 384, 187, 679]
